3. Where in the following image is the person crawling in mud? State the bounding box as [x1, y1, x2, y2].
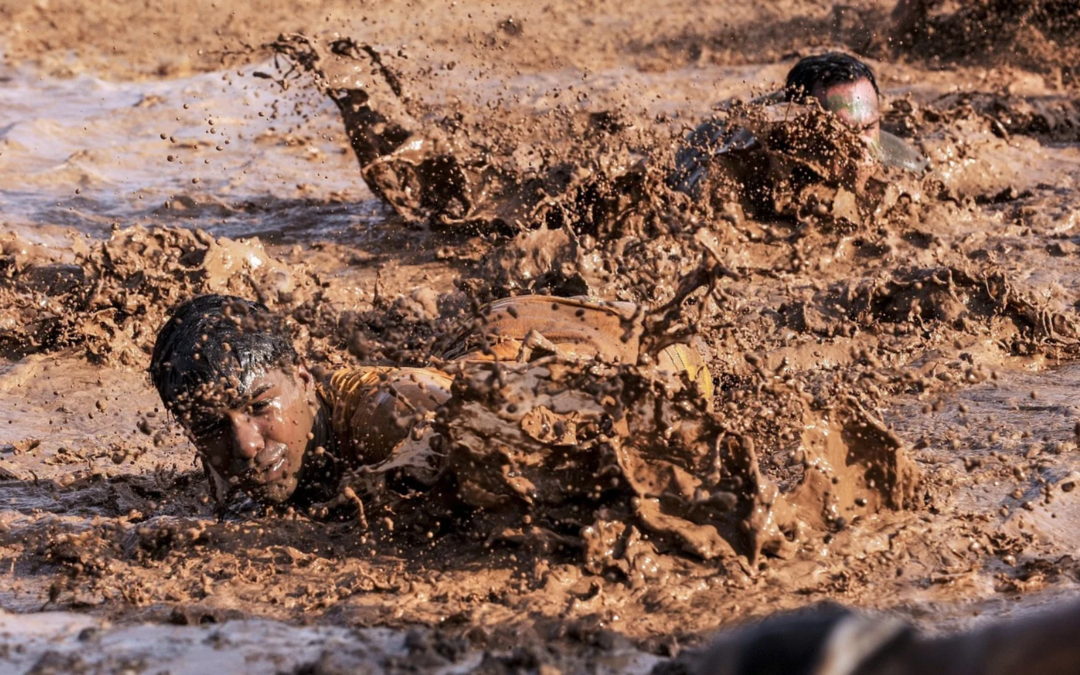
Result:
[270, 39, 926, 231]
[148, 293, 713, 512]
[668, 52, 927, 208]
[148, 291, 916, 565]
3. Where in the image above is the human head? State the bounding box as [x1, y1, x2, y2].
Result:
[785, 52, 881, 145]
[149, 294, 318, 504]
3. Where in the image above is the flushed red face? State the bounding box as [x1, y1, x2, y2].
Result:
[813, 77, 881, 146]
[179, 366, 317, 504]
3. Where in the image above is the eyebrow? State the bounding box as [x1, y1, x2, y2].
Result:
[228, 382, 275, 408]
[245, 383, 274, 401]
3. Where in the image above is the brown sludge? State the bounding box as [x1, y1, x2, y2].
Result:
[5, 0, 1080, 673]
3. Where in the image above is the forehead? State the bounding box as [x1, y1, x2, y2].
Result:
[178, 367, 299, 417]
[817, 78, 878, 106]
[239, 367, 298, 392]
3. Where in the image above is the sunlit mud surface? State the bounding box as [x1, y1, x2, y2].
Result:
[6, 1, 1080, 673]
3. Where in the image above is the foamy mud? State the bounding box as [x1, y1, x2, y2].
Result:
[6, 1, 1080, 673]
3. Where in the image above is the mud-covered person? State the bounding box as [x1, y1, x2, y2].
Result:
[272, 40, 922, 231]
[148, 294, 712, 512]
[669, 53, 927, 206]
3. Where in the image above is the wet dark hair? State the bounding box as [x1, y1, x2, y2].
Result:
[149, 294, 297, 411]
[784, 52, 879, 104]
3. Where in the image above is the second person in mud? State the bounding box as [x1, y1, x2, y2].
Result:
[275, 39, 925, 230]
[669, 51, 927, 208]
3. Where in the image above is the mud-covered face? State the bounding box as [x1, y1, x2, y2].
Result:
[814, 78, 881, 145]
[179, 366, 317, 504]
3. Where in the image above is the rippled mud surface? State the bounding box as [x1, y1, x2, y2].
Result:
[6, 1, 1080, 673]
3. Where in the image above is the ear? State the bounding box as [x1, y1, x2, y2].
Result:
[297, 363, 314, 391]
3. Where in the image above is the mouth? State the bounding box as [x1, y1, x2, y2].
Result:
[245, 446, 289, 486]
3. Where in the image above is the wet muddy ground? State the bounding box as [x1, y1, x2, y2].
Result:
[5, 0, 1080, 673]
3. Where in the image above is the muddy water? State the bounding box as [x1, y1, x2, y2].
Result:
[0, 52, 379, 243]
[6, 3, 1080, 673]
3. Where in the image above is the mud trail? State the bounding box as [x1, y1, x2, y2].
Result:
[5, 1, 1080, 673]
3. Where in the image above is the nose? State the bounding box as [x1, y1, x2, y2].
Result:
[226, 412, 264, 462]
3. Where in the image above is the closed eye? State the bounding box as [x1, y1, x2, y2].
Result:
[190, 416, 226, 439]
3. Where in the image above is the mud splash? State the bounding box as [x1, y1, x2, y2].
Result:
[364, 358, 918, 571]
[5, 0, 1080, 673]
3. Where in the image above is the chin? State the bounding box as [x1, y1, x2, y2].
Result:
[247, 478, 298, 504]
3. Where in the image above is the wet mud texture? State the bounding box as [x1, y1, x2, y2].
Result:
[6, 0, 1080, 673]
[9, 1, 1080, 80]
[888, 1, 1080, 78]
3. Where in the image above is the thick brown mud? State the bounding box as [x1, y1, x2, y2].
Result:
[5, 1, 1080, 673]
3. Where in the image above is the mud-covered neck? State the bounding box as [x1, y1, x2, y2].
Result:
[288, 401, 339, 508]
